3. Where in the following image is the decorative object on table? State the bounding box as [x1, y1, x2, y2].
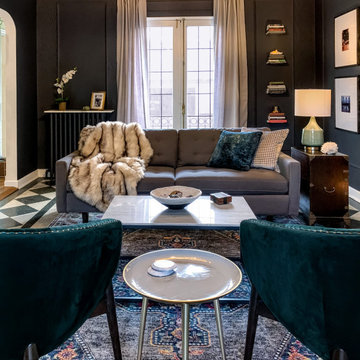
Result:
[208, 130, 262, 171]
[54, 67, 77, 110]
[265, 22, 286, 35]
[210, 192, 232, 205]
[291, 147, 349, 226]
[334, 8, 360, 68]
[82, 106, 90, 111]
[147, 259, 176, 277]
[150, 186, 202, 209]
[267, 105, 287, 123]
[266, 49, 287, 65]
[266, 81, 287, 95]
[321, 142, 338, 155]
[294, 89, 331, 152]
[90, 91, 106, 110]
[335, 76, 360, 133]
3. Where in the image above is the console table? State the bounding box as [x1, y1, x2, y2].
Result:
[291, 147, 349, 226]
[44, 110, 114, 180]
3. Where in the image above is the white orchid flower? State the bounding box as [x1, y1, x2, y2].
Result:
[54, 67, 77, 99]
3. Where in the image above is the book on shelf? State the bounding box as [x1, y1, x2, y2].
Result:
[267, 106, 287, 123]
[266, 83, 287, 94]
[266, 24, 286, 35]
[266, 49, 287, 65]
[267, 119, 288, 123]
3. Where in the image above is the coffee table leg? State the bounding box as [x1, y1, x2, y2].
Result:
[137, 297, 149, 360]
[214, 299, 226, 359]
[182, 303, 190, 360]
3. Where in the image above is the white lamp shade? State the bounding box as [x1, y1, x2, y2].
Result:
[295, 89, 331, 117]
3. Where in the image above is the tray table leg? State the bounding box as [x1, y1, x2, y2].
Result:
[214, 299, 226, 359]
[182, 303, 190, 360]
[137, 296, 149, 360]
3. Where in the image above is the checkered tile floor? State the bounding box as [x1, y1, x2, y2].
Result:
[0, 178, 360, 229]
[0, 179, 57, 229]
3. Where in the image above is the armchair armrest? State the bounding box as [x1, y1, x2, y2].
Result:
[56, 152, 78, 213]
[278, 152, 300, 216]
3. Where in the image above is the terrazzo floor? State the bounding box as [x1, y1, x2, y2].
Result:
[0, 177, 360, 229]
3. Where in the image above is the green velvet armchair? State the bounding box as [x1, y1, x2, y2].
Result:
[240, 219, 360, 360]
[0, 219, 123, 360]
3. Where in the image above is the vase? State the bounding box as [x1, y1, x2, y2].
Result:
[58, 101, 67, 111]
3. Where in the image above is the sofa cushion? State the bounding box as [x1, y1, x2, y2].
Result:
[137, 166, 175, 193]
[175, 166, 288, 194]
[207, 131, 262, 171]
[242, 128, 289, 170]
[144, 129, 178, 167]
[177, 129, 223, 166]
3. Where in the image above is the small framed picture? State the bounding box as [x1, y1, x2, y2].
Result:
[90, 91, 106, 110]
[335, 76, 360, 133]
[334, 8, 360, 67]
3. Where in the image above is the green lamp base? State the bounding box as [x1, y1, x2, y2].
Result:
[301, 116, 324, 153]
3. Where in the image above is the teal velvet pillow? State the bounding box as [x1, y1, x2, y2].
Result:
[208, 130, 262, 171]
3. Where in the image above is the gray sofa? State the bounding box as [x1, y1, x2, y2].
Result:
[56, 128, 300, 221]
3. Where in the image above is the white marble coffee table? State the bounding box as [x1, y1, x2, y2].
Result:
[102, 195, 256, 229]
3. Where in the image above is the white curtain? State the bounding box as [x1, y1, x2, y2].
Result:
[213, 0, 248, 128]
[116, 0, 149, 127]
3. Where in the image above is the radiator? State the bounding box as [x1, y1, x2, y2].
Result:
[45, 110, 114, 179]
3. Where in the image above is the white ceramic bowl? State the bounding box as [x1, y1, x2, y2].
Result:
[150, 186, 202, 209]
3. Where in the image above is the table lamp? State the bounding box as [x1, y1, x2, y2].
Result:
[294, 89, 331, 153]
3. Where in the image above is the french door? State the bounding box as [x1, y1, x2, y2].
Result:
[147, 18, 214, 129]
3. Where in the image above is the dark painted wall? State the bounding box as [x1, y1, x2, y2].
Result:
[245, 0, 318, 152]
[147, 0, 213, 16]
[36, 0, 117, 170]
[0, 0, 37, 179]
[322, 0, 360, 191]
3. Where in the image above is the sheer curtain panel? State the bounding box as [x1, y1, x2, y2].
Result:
[117, 0, 149, 127]
[213, 0, 248, 128]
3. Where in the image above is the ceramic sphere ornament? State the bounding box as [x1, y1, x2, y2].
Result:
[321, 142, 338, 155]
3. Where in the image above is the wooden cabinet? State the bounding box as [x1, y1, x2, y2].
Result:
[291, 147, 349, 226]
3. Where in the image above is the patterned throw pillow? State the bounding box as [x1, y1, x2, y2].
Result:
[207, 131, 262, 171]
[242, 128, 289, 170]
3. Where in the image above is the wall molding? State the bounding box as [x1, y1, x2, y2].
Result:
[5, 169, 47, 188]
[0, 9, 18, 186]
[349, 186, 360, 204]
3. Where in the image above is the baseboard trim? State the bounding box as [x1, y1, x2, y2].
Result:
[349, 186, 360, 204]
[4, 169, 47, 188]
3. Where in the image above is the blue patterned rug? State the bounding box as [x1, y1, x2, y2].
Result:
[41, 213, 320, 360]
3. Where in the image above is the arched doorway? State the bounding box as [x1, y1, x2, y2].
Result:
[0, 9, 17, 187]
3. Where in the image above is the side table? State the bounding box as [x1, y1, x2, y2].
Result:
[291, 147, 349, 226]
[123, 249, 242, 360]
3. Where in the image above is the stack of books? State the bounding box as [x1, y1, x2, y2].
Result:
[266, 49, 287, 65]
[266, 81, 287, 95]
[266, 23, 286, 35]
[267, 109, 287, 123]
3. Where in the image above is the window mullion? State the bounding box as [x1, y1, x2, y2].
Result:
[173, 19, 183, 130]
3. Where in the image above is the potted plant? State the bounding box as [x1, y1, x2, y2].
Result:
[54, 67, 77, 110]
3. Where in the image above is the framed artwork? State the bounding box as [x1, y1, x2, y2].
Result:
[90, 91, 106, 110]
[335, 76, 360, 133]
[334, 8, 360, 67]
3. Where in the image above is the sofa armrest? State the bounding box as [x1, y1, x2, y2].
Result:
[278, 152, 301, 216]
[56, 152, 78, 213]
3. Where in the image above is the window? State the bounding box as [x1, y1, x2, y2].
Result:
[147, 18, 214, 129]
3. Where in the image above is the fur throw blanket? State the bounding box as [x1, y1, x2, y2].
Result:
[69, 121, 153, 211]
